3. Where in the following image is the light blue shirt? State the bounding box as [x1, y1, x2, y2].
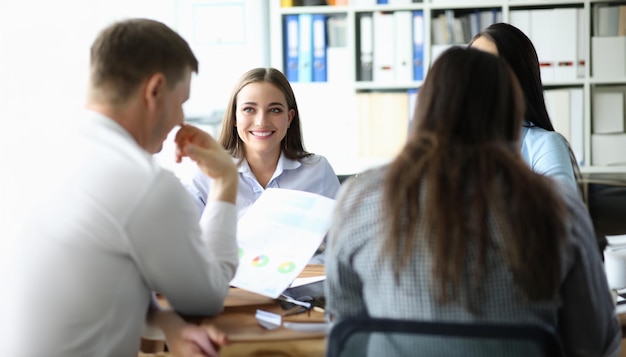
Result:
[187, 153, 340, 219]
[520, 123, 578, 194]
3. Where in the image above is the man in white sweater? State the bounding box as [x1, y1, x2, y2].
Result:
[1, 18, 239, 357]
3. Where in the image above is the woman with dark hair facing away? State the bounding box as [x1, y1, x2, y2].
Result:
[186, 67, 340, 218]
[469, 23, 581, 195]
[324, 47, 620, 357]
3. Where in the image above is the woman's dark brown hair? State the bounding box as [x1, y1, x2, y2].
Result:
[383, 47, 567, 303]
[469, 23, 583, 197]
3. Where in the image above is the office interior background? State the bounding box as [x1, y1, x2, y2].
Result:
[1, 0, 624, 269]
[0, 0, 359, 254]
[0, 0, 272, 267]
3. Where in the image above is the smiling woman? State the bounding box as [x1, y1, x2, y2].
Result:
[234, 81, 294, 182]
[184, 67, 341, 220]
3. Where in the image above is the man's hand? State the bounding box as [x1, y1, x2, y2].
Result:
[174, 125, 236, 180]
[174, 125, 237, 204]
[146, 299, 229, 357]
[166, 323, 228, 357]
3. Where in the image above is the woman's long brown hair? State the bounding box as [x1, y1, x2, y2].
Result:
[383, 47, 567, 303]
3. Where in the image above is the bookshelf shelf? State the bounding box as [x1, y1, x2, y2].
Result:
[508, 0, 585, 5]
[354, 81, 424, 90]
[591, 78, 626, 85]
[270, 0, 626, 174]
[280, 6, 350, 14]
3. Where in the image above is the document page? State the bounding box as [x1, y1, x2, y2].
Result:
[229, 188, 336, 298]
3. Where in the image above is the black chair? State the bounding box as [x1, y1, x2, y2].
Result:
[588, 183, 626, 249]
[326, 317, 564, 357]
[337, 174, 357, 184]
[580, 172, 626, 256]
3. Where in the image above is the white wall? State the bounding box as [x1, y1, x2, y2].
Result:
[0, 0, 269, 269]
[156, 0, 270, 180]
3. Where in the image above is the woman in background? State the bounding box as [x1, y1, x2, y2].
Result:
[470, 23, 581, 195]
[186, 67, 340, 219]
[324, 47, 620, 356]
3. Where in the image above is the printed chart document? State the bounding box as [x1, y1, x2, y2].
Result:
[229, 188, 335, 298]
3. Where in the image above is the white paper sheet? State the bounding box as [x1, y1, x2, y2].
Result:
[290, 275, 326, 288]
[229, 188, 335, 298]
[606, 234, 626, 249]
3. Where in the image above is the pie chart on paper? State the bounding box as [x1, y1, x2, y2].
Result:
[251, 255, 269, 268]
[278, 261, 296, 274]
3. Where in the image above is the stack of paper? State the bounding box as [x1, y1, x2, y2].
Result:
[229, 188, 335, 298]
[604, 235, 626, 302]
[606, 234, 626, 249]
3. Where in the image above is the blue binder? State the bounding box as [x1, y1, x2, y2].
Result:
[312, 14, 327, 82]
[298, 13, 313, 83]
[412, 10, 424, 81]
[284, 14, 299, 82]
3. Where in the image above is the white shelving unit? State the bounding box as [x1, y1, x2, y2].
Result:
[269, 0, 626, 176]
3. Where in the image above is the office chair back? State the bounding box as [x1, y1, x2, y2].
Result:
[588, 183, 626, 255]
[326, 317, 564, 357]
[337, 174, 357, 184]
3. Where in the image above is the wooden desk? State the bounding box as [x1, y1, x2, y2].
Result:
[143, 265, 327, 357]
[203, 264, 326, 357]
[617, 311, 626, 357]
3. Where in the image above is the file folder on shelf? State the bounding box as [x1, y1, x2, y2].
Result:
[480, 8, 500, 29]
[327, 15, 349, 83]
[595, 4, 619, 37]
[359, 13, 373, 81]
[394, 11, 413, 82]
[413, 10, 424, 81]
[373, 11, 395, 82]
[327, 47, 350, 83]
[284, 14, 299, 82]
[577, 8, 587, 78]
[553, 8, 578, 81]
[570, 88, 584, 165]
[281, 0, 301, 7]
[530, 9, 556, 82]
[468, 10, 480, 39]
[544, 89, 571, 144]
[543, 87, 584, 165]
[619, 5, 626, 36]
[298, 13, 313, 83]
[312, 14, 327, 82]
[431, 13, 448, 46]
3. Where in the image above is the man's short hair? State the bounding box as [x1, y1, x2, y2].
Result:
[89, 18, 198, 104]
